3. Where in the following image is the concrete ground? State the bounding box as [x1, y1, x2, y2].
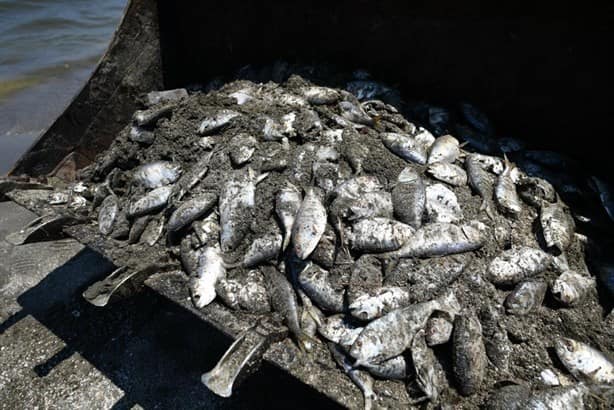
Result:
[0, 201, 339, 409]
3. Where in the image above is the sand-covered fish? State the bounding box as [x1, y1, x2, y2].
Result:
[391, 167, 425, 229]
[349, 286, 411, 321]
[128, 185, 173, 217]
[517, 176, 557, 208]
[133, 161, 182, 189]
[292, 187, 327, 259]
[487, 246, 553, 286]
[347, 217, 414, 253]
[540, 202, 575, 253]
[494, 156, 522, 216]
[240, 232, 283, 267]
[381, 132, 428, 164]
[98, 195, 119, 235]
[318, 314, 363, 352]
[466, 154, 496, 218]
[425, 183, 464, 223]
[189, 245, 226, 309]
[504, 280, 547, 315]
[167, 192, 217, 232]
[427, 162, 468, 187]
[298, 263, 344, 312]
[452, 314, 487, 396]
[412, 329, 445, 402]
[301, 86, 340, 105]
[338, 100, 373, 126]
[554, 338, 614, 383]
[198, 109, 240, 134]
[228, 133, 258, 166]
[479, 304, 511, 372]
[427, 134, 461, 164]
[425, 313, 454, 346]
[551, 270, 595, 306]
[275, 182, 302, 251]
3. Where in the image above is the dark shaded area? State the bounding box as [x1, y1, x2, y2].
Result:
[1, 247, 340, 409]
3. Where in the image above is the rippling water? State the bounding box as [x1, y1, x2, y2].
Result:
[0, 0, 126, 174]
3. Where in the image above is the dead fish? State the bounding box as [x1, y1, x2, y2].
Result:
[217, 270, 270, 313]
[504, 280, 547, 315]
[460, 102, 494, 135]
[413, 127, 436, 149]
[554, 338, 614, 383]
[517, 176, 557, 208]
[167, 192, 217, 232]
[262, 116, 285, 141]
[98, 195, 119, 235]
[381, 132, 428, 165]
[524, 385, 591, 410]
[347, 217, 414, 253]
[133, 161, 182, 189]
[198, 109, 240, 134]
[145, 88, 187, 106]
[412, 329, 445, 402]
[391, 167, 425, 229]
[349, 286, 410, 321]
[479, 304, 512, 371]
[540, 202, 575, 253]
[310, 225, 337, 269]
[241, 233, 283, 267]
[193, 212, 220, 246]
[220, 169, 267, 252]
[128, 215, 150, 244]
[298, 263, 344, 312]
[425, 314, 454, 346]
[334, 176, 383, 200]
[427, 162, 467, 187]
[141, 216, 165, 246]
[338, 100, 373, 126]
[312, 145, 340, 192]
[342, 141, 369, 174]
[292, 187, 327, 259]
[551, 270, 595, 306]
[466, 154, 496, 218]
[301, 86, 340, 104]
[349, 290, 460, 365]
[389, 221, 485, 258]
[228, 88, 253, 105]
[275, 183, 302, 251]
[261, 265, 312, 351]
[216, 278, 241, 309]
[425, 183, 464, 223]
[133, 104, 173, 126]
[298, 290, 323, 338]
[128, 185, 173, 217]
[495, 156, 522, 216]
[484, 385, 531, 410]
[318, 314, 363, 352]
[333, 191, 393, 221]
[327, 343, 377, 410]
[129, 126, 155, 144]
[427, 134, 461, 164]
[189, 245, 226, 309]
[362, 355, 409, 380]
[452, 314, 487, 396]
[169, 150, 214, 204]
[228, 133, 258, 165]
[487, 246, 553, 286]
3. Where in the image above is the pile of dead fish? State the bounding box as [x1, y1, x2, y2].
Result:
[42, 74, 613, 408]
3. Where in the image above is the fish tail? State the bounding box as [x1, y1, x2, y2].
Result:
[481, 200, 496, 220]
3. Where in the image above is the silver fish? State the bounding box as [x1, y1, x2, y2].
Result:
[425, 314, 454, 346]
[348, 217, 414, 253]
[228, 133, 258, 166]
[128, 185, 173, 217]
[128, 215, 150, 244]
[338, 100, 373, 125]
[98, 195, 119, 235]
[427, 134, 461, 164]
[298, 263, 344, 312]
[495, 157, 522, 216]
[301, 86, 340, 105]
[241, 232, 283, 267]
[427, 162, 468, 187]
[391, 167, 425, 229]
[141, 216, 165, 246]
[504, 280, 547, 315]
[425, 183, 464, 223]
[169, 150, 214, 204]
[413, 127, 436, 150]
[318, 314, 363, 352]
[193, 212, 220, 246]
[524, 385, 590, 410]
[327, 343, 377, 410]
[133, 161, 182, 189]
[349, 286, 410, 321]
[198, 109, 240, 134]
[362, 355, 409, 380]
[262, 116, 284, 141]
[275, 183, 302, 251]
[465, 154, 496, 218]
[349, 290, 460, 366]
[292, 187, 327, 259]
[220, 169, 267, 252]
[189, 245, 226, 309]
[554, 337, 614, 383]
[381, 132, 428, 164]
[133, 104, 173, 126]
[334, 176, 383, 200]
[333, 191, 393, 221]
[452, 314, 487, 396]
[389, 221, 485, 258]
[487, 246, 553, 286]
[412, 329, 445, 402]
[551, 270, 595, 306]
[129, 126, 155, 144]
[167, 192, 217, 232]
[540, 202, 575, 253]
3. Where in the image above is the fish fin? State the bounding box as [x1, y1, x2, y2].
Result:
[255, 172, 269, 185]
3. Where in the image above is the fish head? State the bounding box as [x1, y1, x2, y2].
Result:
[349, 296, 382, 321]
[190, 282, 216, 309]
[554, 338, 580, 364]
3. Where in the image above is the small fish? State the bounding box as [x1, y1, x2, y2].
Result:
[292, 187, 327, 259]
[425, 183, 464, 223]
[555, 338, 614, 383]
[540, 202, 575, 253]
[133, 104, 173, 126]
[333, 191, 393, 221]
[388, 221, 485, 259]
[129, 126, 155, 144]
[487, 246, 553, 286]
[381, 132, 428, 164]
[452, 314, 487, 396]
[167, 192, 217, 232]
[524, 385, 590, 410]
[261, 265, 312, 351]
[425, 314, 454, 346]
[128, 185, 173, 217]
[220, 169, 267, 252]
[479, 304, 511, 372]
[98, 195, 119, 235]
[517, 176, 557, 208]
[133, 161, 182, 189]
[459, 102, 494, 135]
[228, 88, 253, 105]
[349, 290, 460, 365]
[466, 154, 496, 218]
[228, 133, 258, 165]
[504, 280, 547, 315]
[241, 233, 283, 267]
[145, 88, 187, 106]
[551, 270, 596, 306]
[198, 110, 240, 134]
[310, 225, 337, 269]
[275, 183, 302, 251]
[262, 116, 285, 141]
[338, 100, 374, 126]
[347, 217, 415, 253]
[427, 134, 461, 164]
[189, 245, 226, 309]
[216, 278, 241, 309]
[427, 162, 468, 187]
[327, 343, 377, 410]
[342, 141, 369, 174]
[128, 215, 150, 244]
[193, 212, 220, 246]
[141, 216, 165, 246]
[349, 287, 410, 321]
[217, 271, 270, 313]
[169, 151, 214, 204]
[412, 329, 445, 402]
[298, 263, 345, 312]
[300, 86, 340, 105]
[495, 156, 522, 216]
[334, 176, 383, 200]
[318, 314, 363, 351]
[391, 167, 426, 229]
